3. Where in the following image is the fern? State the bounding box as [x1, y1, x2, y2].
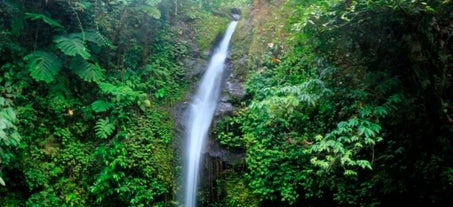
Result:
[145, 0, 161, 6]
[135, 5, 161, 19]
[91, 100, 114, 112]
[70, 56, 105, 82]
[98, 82, 142, 97]
[24, 12, 63, 28]
[98, 82, 118, 95]
[70, 30, 112, 48]
[97, 82, 146, 107]
[54, 36, 91, 59]
[95, 118, 115, 139]
[23, 51, 62, 83]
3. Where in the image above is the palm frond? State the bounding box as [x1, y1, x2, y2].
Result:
[54, 36, 91, 59]
[69, 56, 105, 82]
[23, 51, 62, 83]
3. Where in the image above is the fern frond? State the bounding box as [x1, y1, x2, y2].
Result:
[95, 118, 115, 139]
[98, 82, 118, 95]
[24, 12, 63, 28]
[98, 82, 141, 97]
[70, 30, 112, 48]
[91, 100, 114, 112]
[145, 0, 161, 6]
[23, 51, 62, 83]
[69, 56, 105, 82]
[54, 36, 91, 59]
[135, 5, 161, 19]
[0, 177, 5, 186]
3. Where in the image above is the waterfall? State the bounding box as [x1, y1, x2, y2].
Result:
[184, 18, 239, 207]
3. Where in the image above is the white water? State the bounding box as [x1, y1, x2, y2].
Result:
[184, 19, 238, 207]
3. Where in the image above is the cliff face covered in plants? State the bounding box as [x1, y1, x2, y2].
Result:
[1, 0, 452, 206]
[212, 0, 453, 206]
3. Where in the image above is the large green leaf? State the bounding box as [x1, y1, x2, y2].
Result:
[69, 57, 105, 82]
[54, 36, 91, 59]
[91, 100, 114, 113]
[70, 30, 112, 48]
[23, 51, 62, 83]
[24, 12, 64, 28]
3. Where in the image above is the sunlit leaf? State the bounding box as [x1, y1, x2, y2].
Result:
[0, 177, 5, 186]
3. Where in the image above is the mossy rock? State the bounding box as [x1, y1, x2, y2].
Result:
[217, 171, 260, 207]
[193, 12, 230, 52]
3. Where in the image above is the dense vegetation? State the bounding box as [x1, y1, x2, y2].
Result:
[215, 0, 453, 206]
[1, 0, 452, 206]
[0, 0, 190, 206]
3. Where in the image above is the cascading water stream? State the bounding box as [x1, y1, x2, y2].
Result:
[184, 17, 239, 207]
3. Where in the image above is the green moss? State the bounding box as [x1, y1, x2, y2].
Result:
[218, 171, 260, 207]
[193, 12, 230, 52]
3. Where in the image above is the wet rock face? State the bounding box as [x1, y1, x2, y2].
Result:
[230, 8, 242, 16]
[216, 58, 246, 116]
[216, 102, 234, 116]
[207, 138, 245, 164]
[182, 57, 206, 79]
[231, 8, 241, 21]
[225, 76, 246, 100]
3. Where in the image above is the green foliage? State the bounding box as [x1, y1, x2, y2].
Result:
[70, 56, 105, 82]
[143, 39, 187, 103]
[309, 117, 385, 174]
[0, 96, 21, 186]
[0, 0, 190, 206]
[192, 12, 230, 51]
[25, 12, 64, 29]
[213, 115, 245, 149]
[91, 100, 115, 113]
[20, 126, 95, 207]
[91, 111, 174, 206]
[217, 171, 260, 207]
[24, 51, 62, 83]
[0, 97, 20, 147]
[95, 118, 116, 139]
[97, 82, 147, 109]
[1, 0, 25, 36]
[6, 0, 452, 206]
[26, 188, 62, 206]
[71, 30, 112, 48]
[135, 5, 161, 19]
[54, 36, 92, 60]
[230, 0, 453, 206]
